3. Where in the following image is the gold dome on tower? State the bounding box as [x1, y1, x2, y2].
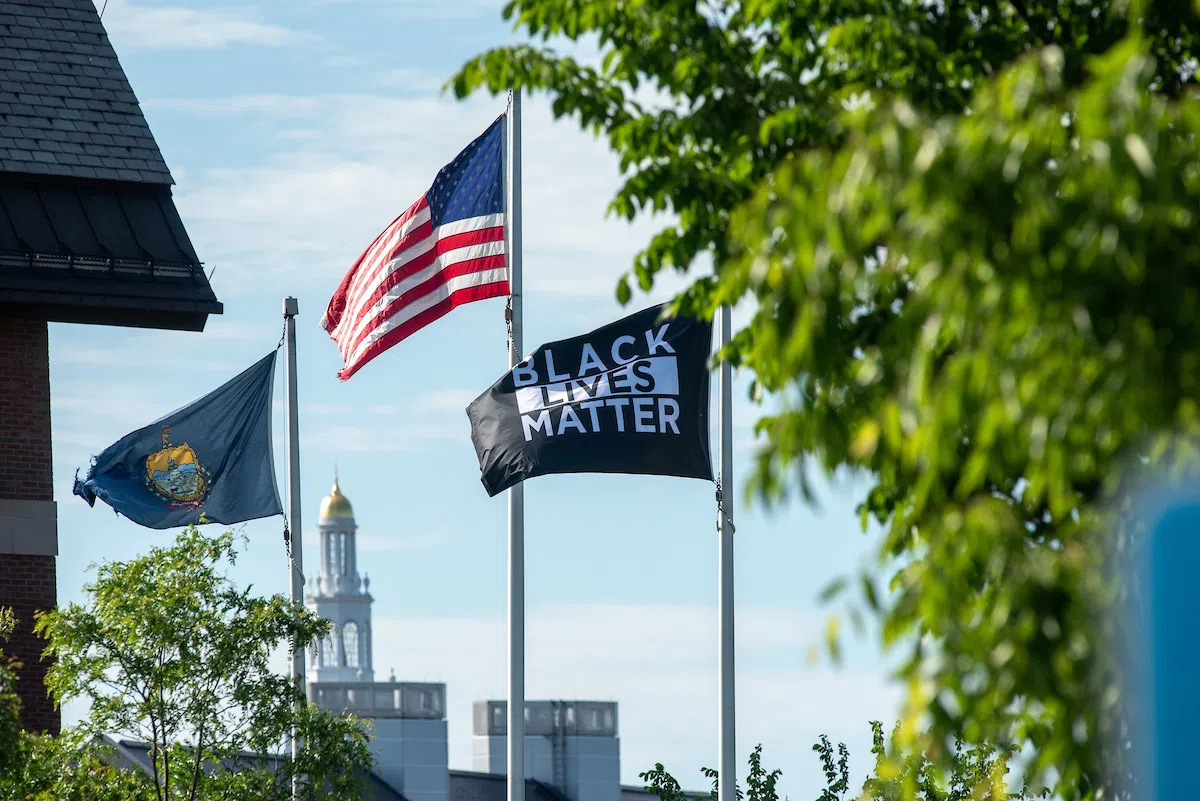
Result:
[319, 470, 353, 520]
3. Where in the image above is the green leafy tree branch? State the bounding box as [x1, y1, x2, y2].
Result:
[451, 2, 1200, 796]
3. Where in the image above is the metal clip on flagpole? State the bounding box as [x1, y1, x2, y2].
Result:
[283, 296, 306, 800]
[717, 303, 736, 801]
[504, 90, 526, 801]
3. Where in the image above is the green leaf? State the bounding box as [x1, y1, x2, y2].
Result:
[452, 3, 1200, 795]
[616, 275, 632, 305]
[818, 576, 848, 603]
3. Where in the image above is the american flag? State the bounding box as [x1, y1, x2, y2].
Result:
[320, 115, 508, 379]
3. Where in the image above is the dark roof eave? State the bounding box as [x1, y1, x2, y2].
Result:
[0, 289, 223, 332]
[0, 171, 219, 331]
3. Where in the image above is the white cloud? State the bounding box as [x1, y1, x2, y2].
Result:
[307, 421, 466, 453]
[50, 347, 245, 373]
[355, 530, 450, 553]
[199, 319, 282, 342]
[303, 403, 356, 415]
[300, 383, 480, 454]
[96, 0, 311, 50]
[154, 91, 669, 300]
[143, 95, 324, 117]
[417, 388, 478, 411]
[50, 319, 277, 371]
[51, 344, 138, 367]
[51, 387, 168, 428]
[355, 534, 408, 552]
[306, 0, 503, 20]
[374, 67, 449, 93]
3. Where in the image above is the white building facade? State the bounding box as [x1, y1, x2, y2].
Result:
[305, 476, 625, 801]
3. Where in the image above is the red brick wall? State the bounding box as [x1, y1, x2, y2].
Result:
[0, 319, 53, 500]
[0, 318, 59, 734]
[0, 555, 58, 733]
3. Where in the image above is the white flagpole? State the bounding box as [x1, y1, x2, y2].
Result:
[717, 304, 736, 801]
[283, 296, 307, 800]
[504, 91, 526, 801]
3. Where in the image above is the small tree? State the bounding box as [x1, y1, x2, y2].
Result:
[642, 729, 1041, 801]
[34, 527, 372, 801]
[0, 609, 149, 801]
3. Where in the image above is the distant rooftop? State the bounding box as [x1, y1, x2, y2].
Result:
[108, 737, 407, 801]
[106, 738, 630, 801]
[0, 0, 173, 184]
[451, 770, 574, 801]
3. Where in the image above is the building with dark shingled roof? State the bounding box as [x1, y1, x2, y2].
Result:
[0, 0, 222, 330]
[0, 0, 222, 736]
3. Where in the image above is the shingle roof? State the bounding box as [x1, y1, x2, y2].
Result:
[0, 0, 174, 185]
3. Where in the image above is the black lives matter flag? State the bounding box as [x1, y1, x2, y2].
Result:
[467, 303, 713, 496]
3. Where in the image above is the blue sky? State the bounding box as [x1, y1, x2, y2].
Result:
[54, 1, 900, 795]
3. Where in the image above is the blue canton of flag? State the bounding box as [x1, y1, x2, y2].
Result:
[427, 115, 504, 225]
[73, 351, 282, 529]
[321, 114, 508, 379]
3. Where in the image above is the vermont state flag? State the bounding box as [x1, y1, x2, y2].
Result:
[73, 351, 282, 529]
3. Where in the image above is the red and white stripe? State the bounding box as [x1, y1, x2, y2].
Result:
[320, 196, 508, 379]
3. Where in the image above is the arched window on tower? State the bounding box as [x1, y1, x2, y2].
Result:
[343, 621, 360, 668]
[320, 630, 340, 667]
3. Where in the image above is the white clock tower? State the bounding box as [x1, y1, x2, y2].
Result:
[306, 471, 373, 682]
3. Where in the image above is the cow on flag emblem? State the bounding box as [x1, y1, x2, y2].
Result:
[321, 115, 508, 379]
[467, 303, 713, 496]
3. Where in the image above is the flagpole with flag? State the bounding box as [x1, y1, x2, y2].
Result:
[717, 304, 735, 801]
[283, 296, 306, 801]
[319, 100, 518, 794]
[504, 87, 526, 801]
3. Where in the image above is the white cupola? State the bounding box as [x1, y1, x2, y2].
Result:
[305, 470, 374, 683]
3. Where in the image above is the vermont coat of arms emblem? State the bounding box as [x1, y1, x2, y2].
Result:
[145, 426, 211, 505]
